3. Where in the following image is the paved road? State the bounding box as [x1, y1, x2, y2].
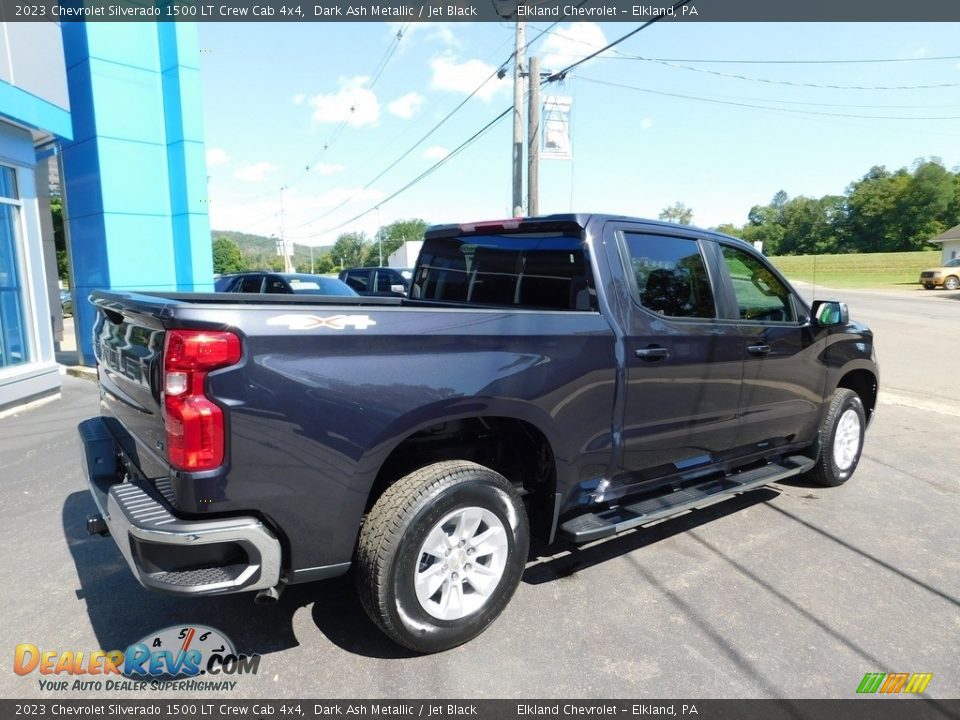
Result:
[1, 290, 957, 700]
[795, 282, 960, 415]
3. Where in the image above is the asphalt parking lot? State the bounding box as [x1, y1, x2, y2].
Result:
[1, 285, 957, 700]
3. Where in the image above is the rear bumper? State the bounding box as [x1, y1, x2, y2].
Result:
[78, 418, 282, 596]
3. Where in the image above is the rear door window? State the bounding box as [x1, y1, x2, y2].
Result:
[343, 270, 370, 293]
[414, 233, 593, 310]
[622, 233, 716, 319]
[238, 275, 264, 293]
[265, 276, 290, 293]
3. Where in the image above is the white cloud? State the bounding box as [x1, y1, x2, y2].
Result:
[388, 92, 424, 119]
[640, 117, 654, 130]
[393, 22, 457, 48]
[541, 23, 609, 72]
[430, 56, 507, 102]
[292, 93, 306, 106]
[208, 186, 385, 242]
[233, 161, 275, 182]
[206, 148, 229, 168]
[309, 76, 380, 127]
[423, 146, 449, 160]
[313, 163, 345, 176]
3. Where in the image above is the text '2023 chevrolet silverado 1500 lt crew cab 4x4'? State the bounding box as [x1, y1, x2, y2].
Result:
[80, 215, 878, 653]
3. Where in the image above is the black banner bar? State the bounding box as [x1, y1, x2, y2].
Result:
[2, 700, 960, 720]
[2, 0, 960, 22]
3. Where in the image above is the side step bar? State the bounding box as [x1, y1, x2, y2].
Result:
[559, 456, 814, 544]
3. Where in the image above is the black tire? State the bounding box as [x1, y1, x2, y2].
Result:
[923, 284, 936, 290]
[355, 460, 529, 653]
[806, 388, 866, 487]
[944, 276, 959, 291]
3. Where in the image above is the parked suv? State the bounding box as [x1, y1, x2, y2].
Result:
[215, 272, 357, 296]
[919, 258, 960, 290]
[339, 267, 409, 296]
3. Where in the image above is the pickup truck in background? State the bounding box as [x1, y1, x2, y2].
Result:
[79, 214, 878, 653]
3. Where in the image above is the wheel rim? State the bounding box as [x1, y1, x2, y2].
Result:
[946, 277, 959, 290]
[414, 506, 509, 621]
[833, 408, 862, 471]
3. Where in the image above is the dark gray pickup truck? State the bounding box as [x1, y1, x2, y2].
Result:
[80, 214, 878, 652]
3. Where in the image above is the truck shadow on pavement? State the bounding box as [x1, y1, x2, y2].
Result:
[62, 491, 419, 661]
[523, 488, 779, 585]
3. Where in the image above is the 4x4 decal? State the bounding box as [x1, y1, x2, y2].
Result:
[266, 314, 377, 331]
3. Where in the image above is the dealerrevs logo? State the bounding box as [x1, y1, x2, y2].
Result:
[14, 625, 259, 690]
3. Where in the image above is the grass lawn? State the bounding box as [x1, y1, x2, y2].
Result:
[769, 250, 941, 289]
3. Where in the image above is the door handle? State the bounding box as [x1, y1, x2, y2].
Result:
[635, 346, 669, 361]
[747, 344, 771, 356]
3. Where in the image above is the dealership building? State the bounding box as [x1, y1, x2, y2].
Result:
[0, 21, 212, 412]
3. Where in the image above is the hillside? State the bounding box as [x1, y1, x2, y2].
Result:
[212, 230, 332, 272]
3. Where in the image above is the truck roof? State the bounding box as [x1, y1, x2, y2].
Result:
[423, 213, 751, 248]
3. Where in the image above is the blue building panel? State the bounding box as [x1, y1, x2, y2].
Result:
[104, 213, 178, 290]
[172, 213, 215, 292]
[61, 22, 214, 364]
[59, 138, 104, 220]
[167, 139, 206, 216]
[81, 23, 161, 73]
[88, 58, 166, 144]
[97, 138, 172, 216]
[0, 81, 73, 140]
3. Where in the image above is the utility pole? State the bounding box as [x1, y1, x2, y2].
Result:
[279, 184, 292, 273]
[527, 56, 540, 218]
[512, 20, 526, 217]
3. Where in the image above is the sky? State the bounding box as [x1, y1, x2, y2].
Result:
[198, 21, 960, 247]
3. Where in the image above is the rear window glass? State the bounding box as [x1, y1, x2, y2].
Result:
[413, 233, 594, 311]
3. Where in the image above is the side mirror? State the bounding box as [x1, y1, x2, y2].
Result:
[390, 284, 407, 295]
[811, 300, 849, 327]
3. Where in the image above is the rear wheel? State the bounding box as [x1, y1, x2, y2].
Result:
[355, 461, 529, 653]
[806, 388, 866, 487]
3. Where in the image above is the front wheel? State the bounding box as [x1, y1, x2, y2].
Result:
[805, 388, 866, 487]
[944, 276, 960, 291]
[355, 461, 529, 653]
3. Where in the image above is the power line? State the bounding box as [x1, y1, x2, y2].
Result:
[576, 75, 960, 121]
[546, 0, 692, 82]
[287, 106, 513, 241]
[629, 58, 960, 90]
[285, 54, 514, 233]
[228, 24, 411, 228]
[614, 54, 960, 65]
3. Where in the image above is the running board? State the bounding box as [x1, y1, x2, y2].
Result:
[559, 456, 814, 544]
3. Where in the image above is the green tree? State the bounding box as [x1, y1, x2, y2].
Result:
[658, 202, 693, 225]
[330, 232, 369, 269]
[212, 237, 245, 274]
[50, 197, 69, 281]
[365, 218, 428, 266]
[314, 253, 335, 274]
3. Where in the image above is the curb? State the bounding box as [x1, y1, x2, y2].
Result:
[64, 366, 98, 383]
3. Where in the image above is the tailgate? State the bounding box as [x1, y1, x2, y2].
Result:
[92, 300, 169, 480]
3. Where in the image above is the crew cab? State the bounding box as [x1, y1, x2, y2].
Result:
[79, 214, 878, 653]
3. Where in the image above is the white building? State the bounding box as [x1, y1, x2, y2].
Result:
[929, 224, 960, 263]
[388, 240, 423, 268]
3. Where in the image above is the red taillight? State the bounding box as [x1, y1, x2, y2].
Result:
[162, 330, 241, 472]
[459, 219, 522, 233]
